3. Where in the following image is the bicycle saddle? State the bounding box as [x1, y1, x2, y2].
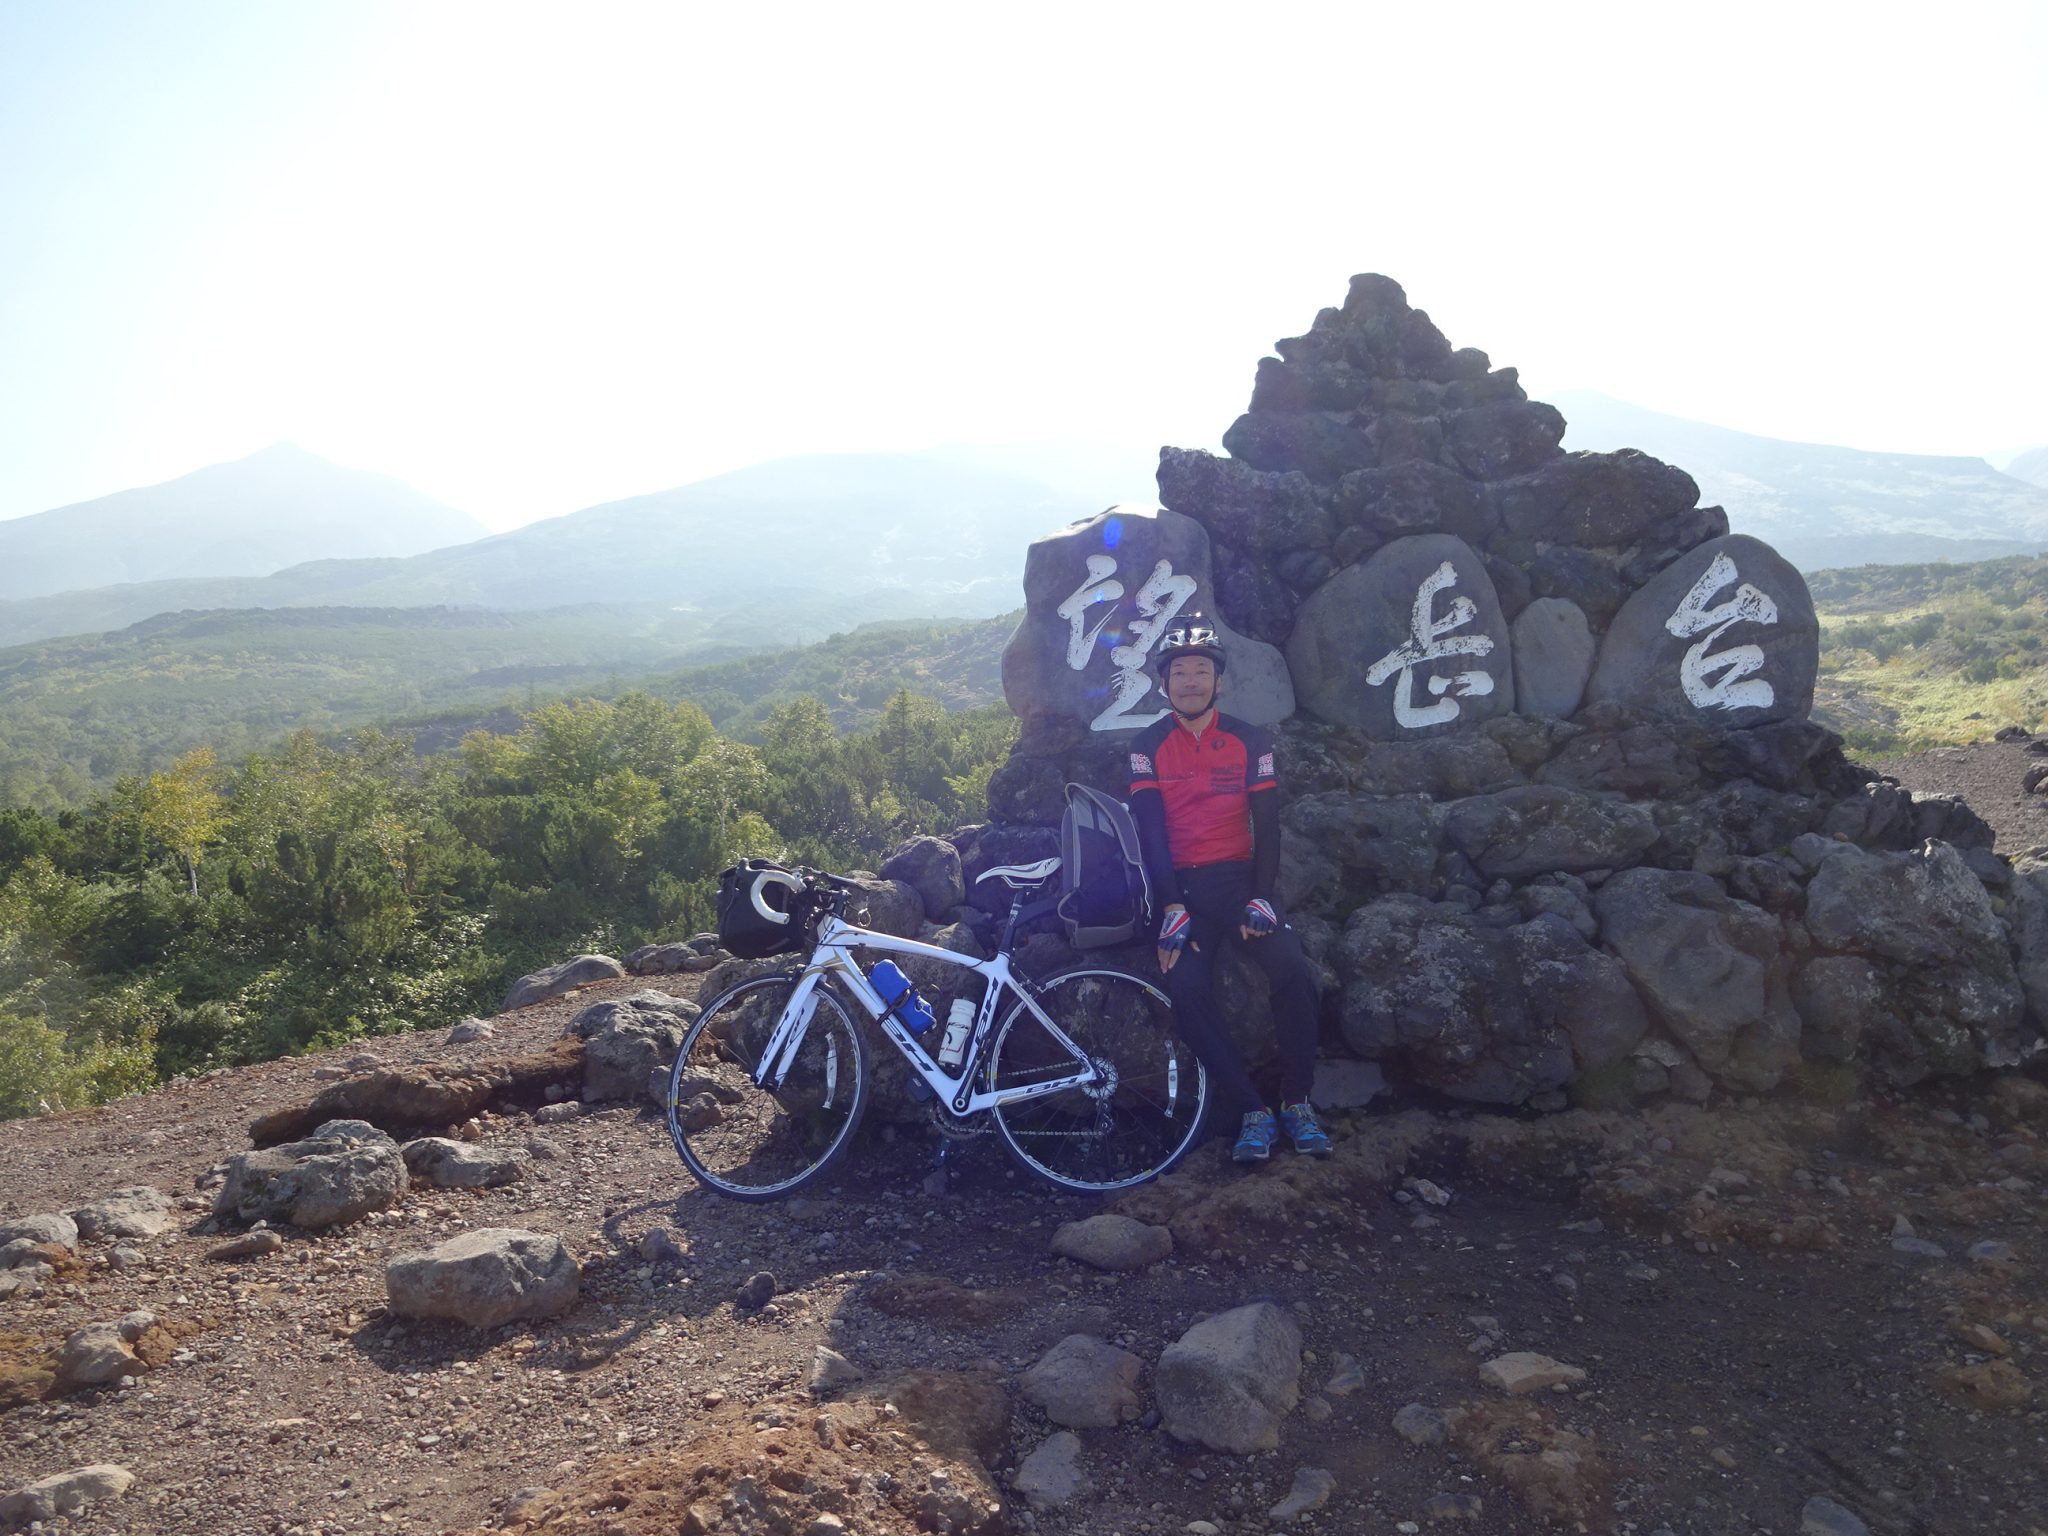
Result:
[976, 856, 1061, 888]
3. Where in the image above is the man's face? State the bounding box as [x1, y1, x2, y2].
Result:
[1165, 655, 1218, 716]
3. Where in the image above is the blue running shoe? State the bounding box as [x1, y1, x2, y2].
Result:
[1233, 1108, 1278, 1164]
[1280, 1101, 1333, 1158]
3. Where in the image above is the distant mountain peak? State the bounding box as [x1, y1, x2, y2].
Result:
[0, 448, 492, 603]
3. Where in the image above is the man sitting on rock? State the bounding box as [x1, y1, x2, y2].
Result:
[1127, 613, 1328, 1163]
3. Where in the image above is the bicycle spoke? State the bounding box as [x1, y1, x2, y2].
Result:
[666, 973, 868, 1201]
[989, 967, 1207, 1193]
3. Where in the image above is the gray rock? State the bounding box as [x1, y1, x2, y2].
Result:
[66, 1186, 173, 1241]
[1891, 1235, 1946, 1259]
[736, 1271, 777, 1310]
[1510, 598, 1595, 719]
[1495, 448, 1701, 548]
[1477, 1351, 1586, 1394]
[1310, 1059, 1385, 1110]
[567, 991, 698, 1103]
[1334, 459, 1495, 546]
[1050, 1214, 1173, 1272]
[1323, 1353, 1365, 1395]
[204, 1230, 284, 1261]
[838, 875, 926, 940]
[1337, 897, 1645, 1104]
[1278, 793, 1445, 915]
[1392, 1402, 1448, 1446]
[1286, 534, 1515, 737]
[1801, 1494, 1871, 1536]
[1585, 534, 1818, 727]
[1155, 1302, 1303, 1454]
[1593, 868, 1801, 1090]
[0, 1464, 136, 1524]
[56, 1322, 138, 1388]
[1019, 1334, 1144, 1428]
[1268, 1467, 1335, 1521]
[1968, 1239, 2018, 1266]
[1791, 956, 1886, 1063]
[1160, 448, 1336, 556]
[446, 1018, 495, 1044]
[384, 1228, 580, 1328]
[401, 1137, 527, 1189]
[214, 1120, 406, 1230]
[0, 1212, 77, 1250]
[1804, 841, 2026, 1079]
[1422, 1491, 1484, 1521]
[1441, 784, 1658, 880]
[501, 953, 625, 1011]
[881, 835, 969, 922]
[533, 1100, 584, 1124]
[1444, 399, 1566, 479]
[2005, 856, 2048, 1031]
[1013, 1430, 1089, 1511]
[1000, 503, 1293, 733]
[808, 1345, 863, 1398]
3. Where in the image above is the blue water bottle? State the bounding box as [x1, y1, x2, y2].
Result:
[869, 959, 935, 1036]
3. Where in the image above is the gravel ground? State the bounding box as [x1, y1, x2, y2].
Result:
[1, 940, 2045, 1535]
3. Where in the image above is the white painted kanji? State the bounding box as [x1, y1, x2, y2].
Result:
[1056, 555, 1197, 731]
[1665, 552, 1778, 712]
[1364, 560, 1497, 729]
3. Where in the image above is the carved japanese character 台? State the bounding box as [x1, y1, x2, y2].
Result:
[1664, 552, 1778, 712]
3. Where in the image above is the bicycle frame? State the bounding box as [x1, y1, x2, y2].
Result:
[751, 913, 1102, 1117]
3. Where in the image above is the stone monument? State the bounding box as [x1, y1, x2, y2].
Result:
[956, 274, 2039, 1109]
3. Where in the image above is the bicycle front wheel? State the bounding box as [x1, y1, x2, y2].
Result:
[665, 971, 870, 1202]
[988, 965, 1207, 1193]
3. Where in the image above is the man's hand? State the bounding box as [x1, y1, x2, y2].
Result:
[1239, 897, 1277, 942]
[1156, 904, 1191, 974]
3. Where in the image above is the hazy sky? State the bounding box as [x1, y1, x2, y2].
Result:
[2, 1, 2043, 532]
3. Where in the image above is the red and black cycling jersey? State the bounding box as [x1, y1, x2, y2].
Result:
[1127, 710, 1279, 905]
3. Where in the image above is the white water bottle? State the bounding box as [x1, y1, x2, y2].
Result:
[937, 996, 975, 1069]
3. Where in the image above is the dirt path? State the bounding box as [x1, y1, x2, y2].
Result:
[1, 975, 2044, 1536]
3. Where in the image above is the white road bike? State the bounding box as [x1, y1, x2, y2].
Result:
[664, 859, 1208, 1200]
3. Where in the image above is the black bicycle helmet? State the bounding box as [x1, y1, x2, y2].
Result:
[1153, 611, 1227, 676]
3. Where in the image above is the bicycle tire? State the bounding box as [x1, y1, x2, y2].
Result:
[987, 965, 1206, 1193]
[665, 970, 870, 1202]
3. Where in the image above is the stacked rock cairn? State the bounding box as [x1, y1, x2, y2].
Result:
[954, 273, 2045, 1109]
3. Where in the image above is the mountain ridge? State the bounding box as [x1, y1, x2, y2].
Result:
[0, 442, 488, 602]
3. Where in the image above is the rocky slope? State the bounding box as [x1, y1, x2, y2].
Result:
[1, 960, 2044, 1535]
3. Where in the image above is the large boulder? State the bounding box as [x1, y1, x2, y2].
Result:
[566, 991, 698, 1103]
[1000, 503, 1293, 734]
[214, 1119, 407, 1230]
[1494, 449, 1701, 549]
[65, 1187, 173, 1242]
[881, 835, 968, 922]
[1592, 869, 1801, 1091]
[1585, 534, 1818, 727]
[0, 1213, 77, 1250]
[501, 954, 625, 1011]
[1803, 841, 2028, 1079]
[1286, 534, 1515, 737]
[1441, 785, 1658, 880]
[384, 1228, 580, 1329]
[1336, 898, 1647, 1104]
[0, 1465, 135, 1525]
[1155, 1302, 1304, 1454]
[1157, 448, 1334, 557]
[1018, 1334, 1144, 1429]
[1277, 792, 1444, 915]
[2006, 855, 2048, 1032]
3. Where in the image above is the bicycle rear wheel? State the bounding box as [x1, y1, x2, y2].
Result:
[665, 971, 869, 1201]
[987, 965, 1206, 1193]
